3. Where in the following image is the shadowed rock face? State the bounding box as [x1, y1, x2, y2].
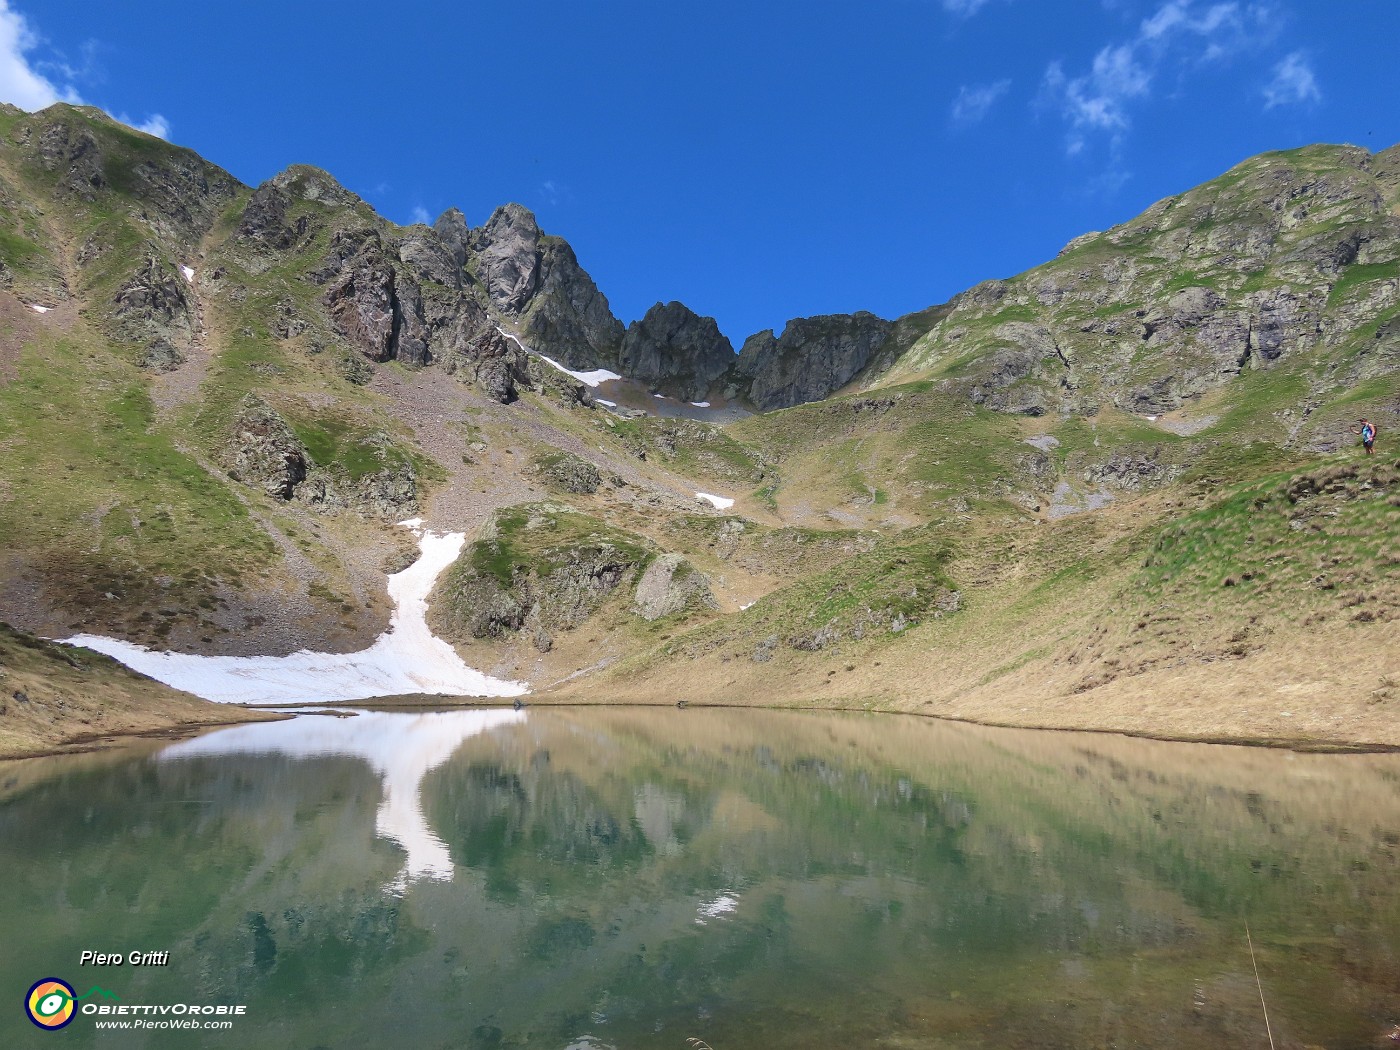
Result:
[736, 311, 893, 410]
[621, 301, 735, 401]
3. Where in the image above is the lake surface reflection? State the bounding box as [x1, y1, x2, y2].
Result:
[3, 708, 1399, 1049]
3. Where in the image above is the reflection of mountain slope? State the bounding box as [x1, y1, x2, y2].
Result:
[8, 709, 1400, 1049]
[160, 709, 524, 887]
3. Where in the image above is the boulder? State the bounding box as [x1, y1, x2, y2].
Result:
[633, 554, 716, 621]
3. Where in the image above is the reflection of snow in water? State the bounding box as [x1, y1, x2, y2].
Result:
[67, 521, 526, 704]
[159, 708, 525, 889]
[696, 891, 740, 925]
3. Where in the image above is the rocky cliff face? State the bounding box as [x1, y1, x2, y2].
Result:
[620, 301, 735, 400]
[459, 203, 625, 370]
[735, 311, 894, 410]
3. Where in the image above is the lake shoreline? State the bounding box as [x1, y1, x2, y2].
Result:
[222, 692, 1400, 754]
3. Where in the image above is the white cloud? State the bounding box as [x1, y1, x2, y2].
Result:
[1043, 43, 1149, 145]
[1263, 50, 1319, 108]
[409, 205, 431, 225]
[118, 112, 170, 139]
[0, 2, 170, 139]
[951, 79, 1011, 125]
[0, 0, 78, 109]
[1042, 1, 1290, 156]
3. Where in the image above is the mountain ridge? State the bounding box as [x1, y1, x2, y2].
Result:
[0, 102, 1396, 754]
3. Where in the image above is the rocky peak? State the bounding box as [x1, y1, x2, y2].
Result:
[432, 207, 470, 270]
[270, 165, 364, 209]
[736, 311, 893, 410]
[468, 203, 543, 315]
[620, 301, 734, 401]
[236, 180, 306, 250]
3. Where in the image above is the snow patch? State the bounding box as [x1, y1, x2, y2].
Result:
[652, 393, 670, 400]
[689, 401, 711, 408]
[496, 324, 622, 388]
[28, 304, 49, 313]
[158, 707, 524, 889]
[595, 398, 617, 408]
[180, 265, 195, 282]
[537, 353, 621, 388]
[67, 523, 527, 704]
[739, 601, 755, 611]
[696, 891, 740, 925]
[695, 492, 734, 510]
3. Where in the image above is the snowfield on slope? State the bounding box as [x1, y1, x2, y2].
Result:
[67, 521, 527, 704]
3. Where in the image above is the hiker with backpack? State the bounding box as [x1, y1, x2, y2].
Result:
[1351, 418, 1377, 456]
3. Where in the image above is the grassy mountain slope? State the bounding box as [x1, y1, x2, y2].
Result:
[0, 104, 1396, 745]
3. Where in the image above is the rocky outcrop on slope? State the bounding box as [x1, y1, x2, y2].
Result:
[112, 254, 195, 371]
[223, 396, 308, 499]
[633, 554, 716, 621]
[736, 311, 893, 410]
[281, 189, 530, 401]
[432, 505, 653, 647]
[620, 301, 735, 400]
[221, 396, 417, 517]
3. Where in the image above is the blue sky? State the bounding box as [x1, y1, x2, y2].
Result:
[4, 1, 1398, 345]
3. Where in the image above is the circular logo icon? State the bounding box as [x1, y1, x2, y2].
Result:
[25, 978, 76, 1030]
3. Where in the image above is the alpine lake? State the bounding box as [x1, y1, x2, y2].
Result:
[3, 706, 1399, 1049]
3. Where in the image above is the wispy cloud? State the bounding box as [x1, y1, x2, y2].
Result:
[539, 180, 571, 206]
[941, 0, 995, 16]
[1041, 0, 1291, 156]
[951, 79, 1011, 125]
[1263, 50, 1319, 108]
[0, 2, 170, 137]
[1042, 43, 1149, 157]
[117, 112, 169, 139]
[409, 205, 431, 225]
